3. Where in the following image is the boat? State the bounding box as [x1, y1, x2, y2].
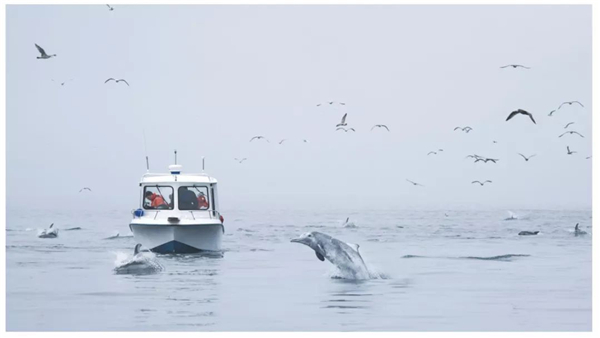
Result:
[129, 164, 224, 254]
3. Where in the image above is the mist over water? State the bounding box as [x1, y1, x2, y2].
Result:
[6, 207, 591, 331]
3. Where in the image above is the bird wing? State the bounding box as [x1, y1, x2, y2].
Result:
[340, 103, 346, 105]
[85, 188, 92, 191]
[505, 110, 519, 121]
[526, 112, 536, 124]
[518, 153, 527, 160]
[336, 127, 345, 131]
[471, 181, 481, 184]
[118, 79, 130, 86]
[516, 65, 530, 69]
[249, 136, 259, 142]
[558, 132, 567, 138]
[454, 127, 461, 131]
[558, 102, 568, 110]
[573, 101, 584, 107]
[104, 78, 115, 83]
[548, 110, 555, 116]
[573, 131, 584, 138]
[564, 122, 574, 129]
[348, 128, 355, 132]
[340, 113, 347, 124]
[485, 180, 492, 183]
[35, 44, 47, 56]
[427, 152, 435, 155]
[382, 125, 390, 131]
[500, 65, 510, 68]
[567, 146, 571, 152]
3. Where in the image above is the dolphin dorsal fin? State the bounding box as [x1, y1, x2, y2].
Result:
[49, 223, 54, 229]
[134, 244, 142, 255]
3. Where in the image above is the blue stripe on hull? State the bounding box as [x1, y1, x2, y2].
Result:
[151, 240, 200, 254]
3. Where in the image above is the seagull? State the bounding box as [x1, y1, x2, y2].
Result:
[336, 113, 347, 127]
[472, 180, 492, 186]
[234, 158, 247, 163]
[506, 109, 536, 124]
[303, 139, 308, 143]
[548, 110, 556, 117]
[427, 151, 438, 156]
[454, 126, 472, 133]
[500, 64, 530, 69]
[107, 4, 114, 11]
[564, 122, 575, 129]
[79, 187, 92, 193]
[371, 124, 390, 131]
[465, 154, 482, 160]
[105, 78, 129, 86]
[336, 127, 355, 132]
[558, 101, 584, 109]
[52, 79, 73, 86]
[518, 153, 536, 162]
[250, 136, 269, 143]
[406, 179, 424, 187]
[559, 131, 584, 138]
[278, 139, 286, 144]
[35, 44, 56, 59]
[474, 157, 498, 163]
[566, 146, 577, 155]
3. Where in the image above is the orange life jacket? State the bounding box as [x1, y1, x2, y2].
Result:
[197, 196, 208, 209]
[150, 194, 167, 208]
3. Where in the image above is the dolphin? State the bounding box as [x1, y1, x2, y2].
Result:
[574, 223, 587, 236]
[114, 244, 163, 275]
[343, 217, 357, 228]
[518, 231, 539, 236]
[38, 223, 59, 238]
[291, 231, 370, 280]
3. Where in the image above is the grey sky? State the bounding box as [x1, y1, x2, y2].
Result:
[6, 5, 592, 211]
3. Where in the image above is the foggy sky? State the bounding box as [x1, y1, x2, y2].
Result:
[6, 5, 592, 211]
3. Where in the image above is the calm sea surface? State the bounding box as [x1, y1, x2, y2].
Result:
[6, 208, 592, 331]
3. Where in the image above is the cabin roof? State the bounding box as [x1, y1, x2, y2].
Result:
[140, 173, 217, 184]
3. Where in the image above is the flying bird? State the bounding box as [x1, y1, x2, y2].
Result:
[564, 122, 575, 129]
[105, 78, 129, 86]
[548, 110, 556, 117]
[454, 126, 472, 133]
[406, 179, 424, 187]
[316, 103, 322, 107]
[234, 158, 247, 163]
[558, 101, 584, 109]
[52, 79, 73, 86]
[303, 139, 308, 143]
[371, 124, 390, 131]
[474, 157, 499, 163]
[566, 146, 577, 155]
[500, 64, 530, 69]
[518, 153, 536, 162]
[35, 44, 56, 59]
[427, 151, 438, 156]
[471, 180, 492, 186]
[278, 139, 286, 144]
[336, 113, 347, 127]
[559, 131, 584, 138]
[79, 187, 92, 193]
[107, 4, 114, 11]
[336, 127, 355, 132]
[249, 136, 269, 143]
[506, 109, 536, 124]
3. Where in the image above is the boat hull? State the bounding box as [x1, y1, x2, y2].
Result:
[129, 223, 223, 253]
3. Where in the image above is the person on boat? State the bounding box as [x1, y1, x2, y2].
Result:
[197, 192, 209, 209]
[178, 187, 198, 210]
[145, 191, 168, 209]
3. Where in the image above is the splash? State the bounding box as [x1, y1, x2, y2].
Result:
[113, 250, 163, 275]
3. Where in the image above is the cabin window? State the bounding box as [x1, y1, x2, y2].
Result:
[178, 186, 210, 210]
[143, 186, 174, 210]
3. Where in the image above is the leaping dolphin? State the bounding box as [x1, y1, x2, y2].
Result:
[114, 244, 163, 275]
[38, 223, 59, 238]
[291, 231, 371, 280]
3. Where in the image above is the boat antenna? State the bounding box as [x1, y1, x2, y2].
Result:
[202, 156, 205, 172]
[143, 128, 150, 172]
[174, 149, 177, 165]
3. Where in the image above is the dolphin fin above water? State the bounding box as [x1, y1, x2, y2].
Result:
[134, 243, 142, 255]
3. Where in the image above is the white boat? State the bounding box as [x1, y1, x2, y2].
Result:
[129, 164, 224, 254]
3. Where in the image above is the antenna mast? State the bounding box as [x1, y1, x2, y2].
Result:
[202, 156, 205, 172]
[143, 128, 150, 172]
[174, 150, 177, 165]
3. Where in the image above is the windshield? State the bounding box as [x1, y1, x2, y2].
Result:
[178, 186, 209, 210]
[143, 186, 174, 210]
